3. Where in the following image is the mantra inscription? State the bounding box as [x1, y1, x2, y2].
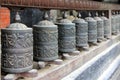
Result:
[59, 38, 75, 49]
[75, 22, 88, 47]
[97, 20, 104, 39]
[33, 26, 58, 61]
[1, 29, 33, 73]
[76, 35, 88, 46]
[2, 51, 33, 68]
[76, 23, 88, 34]
[116, 16, 120, 33]
[58, 24, 76, 53]
[104, 19, 110, 37]
[111, 17, 117, 34]
[58, 25, 75, 37]
[33, 28, 58, 42]
[1, 31, 33, 48]
[88, 21, 97, 43]
[34, 45, 58, 58]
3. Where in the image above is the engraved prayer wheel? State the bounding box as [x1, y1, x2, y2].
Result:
[73, 12, 88, 48]
[119, 12, 120, 32]
[94, 12, 104, 42]
[111, 12, 117, 35]
[85, 12, 97, 44]
[101, 12, 111, 39]
[56, 11, 76, 53]
[1, 12, 33, 73]
[33, 11, 58, 61]
[116, 12, 119, 34]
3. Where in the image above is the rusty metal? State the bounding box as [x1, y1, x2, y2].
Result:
[1, 0, 120, 10]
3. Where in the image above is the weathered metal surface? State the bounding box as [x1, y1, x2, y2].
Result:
[85, 13, 97, 44]
[101, 13, 111, 39]
[119, 13, 120, 32]
[56, 12, 76, 53]
[73, 13, 88, 48]
[1, 23, 33, 73]
[1, 0, 120, 10]
[94, 13, 104, 42]
[116, 12, 120, 34]
[111, 13, 117, 35]
[33, 20, 58, 61]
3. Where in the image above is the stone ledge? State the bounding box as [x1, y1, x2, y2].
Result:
[1, 35, 120, 80]
[110, 64, 120, 80]
[62, 42, 120, 80]
[28, 35, 120, 80]
[97, 54, 120, 80]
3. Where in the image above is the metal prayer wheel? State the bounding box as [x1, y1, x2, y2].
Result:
[33, 12, 58, 61]
[56, 12, 76, 53]
[116, 12, 120, 34]
[119, 12, 120, 32]
[94, 12, 104, 42]
[1, 12, 33, 73]
[101, 12, 110, 39]
[85, 12, 97, 44]
[111, 12, 117, 35]
[73, 12, 88, 48]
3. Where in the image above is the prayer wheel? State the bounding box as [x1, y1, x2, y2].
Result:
[1, 12, 33, 73]
[33, 11, 58, 61]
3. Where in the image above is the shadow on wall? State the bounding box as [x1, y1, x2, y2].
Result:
[10, 9, 109, 27]
[10, 8, 44, 27]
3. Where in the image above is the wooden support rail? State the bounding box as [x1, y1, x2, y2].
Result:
[0, 0, 120, 10]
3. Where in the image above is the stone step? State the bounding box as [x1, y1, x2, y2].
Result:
[62, 42, 120, 80]
[98, 54, 120, 80]
[110, 64, 120, 80]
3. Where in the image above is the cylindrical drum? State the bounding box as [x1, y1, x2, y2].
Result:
[94, 17, 104, 42]
[111, 15, 117, 35]
[85, 17, 97, 43]
[116, 14, 119, 34]
[73, 18, 88, 48]
[1, 23, 33, 73]
[101, 16, 111, 39]
[56, 19, 76, 53]
[119, 13, 120, 32]
[33, 20, 58, 61]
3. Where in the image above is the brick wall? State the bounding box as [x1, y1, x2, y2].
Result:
[0, 7, 10, 29]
